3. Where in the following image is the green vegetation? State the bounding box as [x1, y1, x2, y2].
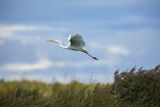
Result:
[0, 65, 160, 107]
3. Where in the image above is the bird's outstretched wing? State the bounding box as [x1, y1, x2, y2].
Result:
[69, 34, 85, 47]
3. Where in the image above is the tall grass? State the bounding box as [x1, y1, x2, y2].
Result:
[0, 65, 160, 107]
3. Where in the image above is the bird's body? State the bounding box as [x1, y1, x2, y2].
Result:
[68, 45, 86, 52]
[47, 34, 98, 60]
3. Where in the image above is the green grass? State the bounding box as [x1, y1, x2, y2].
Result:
[0, 65, 160, 107]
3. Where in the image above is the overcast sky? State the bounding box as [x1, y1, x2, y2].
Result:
[0, 0, 160, 83]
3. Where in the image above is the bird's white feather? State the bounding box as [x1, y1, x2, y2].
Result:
[69, 34, 85, 47]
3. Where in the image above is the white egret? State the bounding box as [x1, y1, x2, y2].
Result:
[47, 34, 98, 60]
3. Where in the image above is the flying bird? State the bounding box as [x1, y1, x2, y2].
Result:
[47, 34, 98, 60]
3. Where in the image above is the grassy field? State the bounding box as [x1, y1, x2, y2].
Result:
[0, 65, 160, 107]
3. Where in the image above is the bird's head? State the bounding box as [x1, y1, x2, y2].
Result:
[47, 40, 60, 43]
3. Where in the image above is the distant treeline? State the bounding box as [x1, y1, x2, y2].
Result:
[0, 65, 160, 107]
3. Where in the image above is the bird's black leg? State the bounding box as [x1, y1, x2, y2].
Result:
[83, 51, 98, 60]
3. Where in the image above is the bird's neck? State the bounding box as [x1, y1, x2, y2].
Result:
[58, 41, 67, 48]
